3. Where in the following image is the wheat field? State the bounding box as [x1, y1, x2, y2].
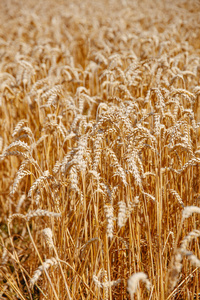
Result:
[0, 0, 200, 299]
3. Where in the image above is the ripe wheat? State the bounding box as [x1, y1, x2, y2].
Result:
[0, 0, 200, 299]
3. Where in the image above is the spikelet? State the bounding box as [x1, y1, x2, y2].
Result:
[96, 103, 108, 120]
[106, 148, 127, 186]
[34, 191, 41, 205]
[16, 60, 35, 87]
[115, 109, 133, 134]
[154, 113, 161, 136]
[108, 54, 122, 70]
[12, 120, 28, 138]
[168, 229, 200, 292]
[11, 169, 31, 195]
[167, 120, 182, 148]
[93, 269, 121, 293]
[60, 149, 76, 174]
[10, 160, 31, 195]
[30, 257, 58, 288]
[53, 160, 62, 174]
[65, 134, 88, 172]
[128, 196, 140, 211]
[8, 209, 61, 224]
[103, 278, 121, 288]
[3, 140, 31, 153]
[180, 230, 200, 267]
[118, 201, 127, 228]
[1, 247, 8, 265]
[93, 132, 104, 171]
[102, 269, 108, 300]
[43, 228, 54, 249]
[178, 158, 200, 173]
[170, 189, 184, 208]
[171, 88, 195, 101]
[0, 151, 36, 166]
[97, 270, 121, 299]
[74, 134, 88, 172]
[182, 251, 200, 268]
[126, 153, 142, 188]
[93, 275, 103, 288]
[26, 209, 61, 221]
[75, 86, 89, 114]
[28, 170, 51, 198]
[16, 127, 34, 141]
[16, 194, 26, 213]
[69, 166, 79, 193]
[118, 197, 140, 228]
[127, 272, 151, 299]
[104, 203, 114, 239]
[167, 251, 183, 292]
[95, 52, 108, 65]
[182, 206, 200, 220]
[41, 85, 63, 108]
[30, 77, 49, 95]
[180, 230, 200, 251]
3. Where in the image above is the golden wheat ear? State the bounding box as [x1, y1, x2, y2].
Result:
[1, 0, 200, 298]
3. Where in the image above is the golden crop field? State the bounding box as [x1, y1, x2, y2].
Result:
[0, 0, 200, 299]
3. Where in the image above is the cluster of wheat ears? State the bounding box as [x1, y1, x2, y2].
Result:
[0, 0, 200, 299]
